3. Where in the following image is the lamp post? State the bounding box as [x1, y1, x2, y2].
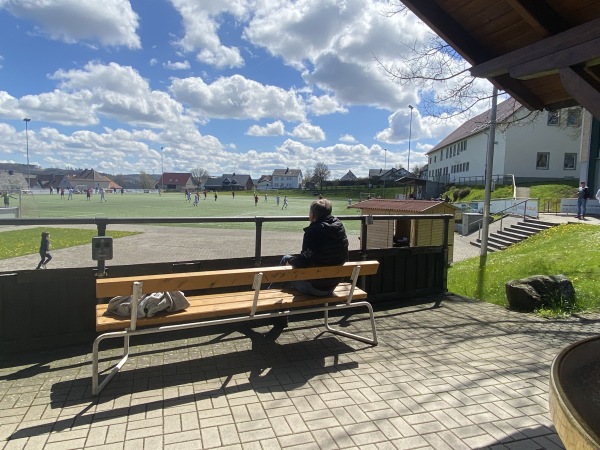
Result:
[407, 105, 414, 174]
[23, 118, 31, 190]
[383, 148, 387, 198]
[160, 147, 164, 192]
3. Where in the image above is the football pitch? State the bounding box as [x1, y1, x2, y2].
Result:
[20, 191, 362, 233]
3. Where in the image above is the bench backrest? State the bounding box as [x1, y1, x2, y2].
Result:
[96, 260, 379, 298]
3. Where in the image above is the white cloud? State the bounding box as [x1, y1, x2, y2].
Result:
[246, 120, 285, 136]
[171, 0, 246, 69]
[376, 107, 461, 145]
[308, 94, 347, 116]
[170, 74, 306, 121]
[243, 0, 424, 111]
[339, 134, 356, 144]
[48, 62, 190, 128]
[291, 122, 325, 142]
[0, 0, 141, 48]
[164, 60, 190, 70]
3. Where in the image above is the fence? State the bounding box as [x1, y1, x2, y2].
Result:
[0, 214, 452, 353]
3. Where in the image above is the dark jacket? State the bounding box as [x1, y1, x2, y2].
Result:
[39, 237, 50, 255]
[289, 215, 349, 291]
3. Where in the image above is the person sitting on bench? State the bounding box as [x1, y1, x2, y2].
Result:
[281, 198, 349, 296]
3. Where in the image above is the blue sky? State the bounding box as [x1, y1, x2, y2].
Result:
[0, 0, 490, 179]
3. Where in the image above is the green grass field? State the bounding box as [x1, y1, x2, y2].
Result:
[0, 227, 139, 259]
[20, 191, 363, 233]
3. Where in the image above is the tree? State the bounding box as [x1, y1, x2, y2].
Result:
[378, 2, 533, 125]
[112, 174, 127, 188]
[191, 167, 210, 187]
[303, 167, 313, 189]
[312, 162, 330, 191]
[139, 171, 155, 189]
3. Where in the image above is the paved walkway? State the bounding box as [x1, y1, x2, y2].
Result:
[1, 212, 599, 449]
[1, 296, 599, 449]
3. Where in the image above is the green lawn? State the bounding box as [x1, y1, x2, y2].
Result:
[0, 227, 139, 259]
[448, 223, 600, 315]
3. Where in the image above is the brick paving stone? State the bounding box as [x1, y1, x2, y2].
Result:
[2, 292, 599, 449]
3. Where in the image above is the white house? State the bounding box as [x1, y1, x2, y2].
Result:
[272, 168, 303, 189]
[426, 98, 583, 186]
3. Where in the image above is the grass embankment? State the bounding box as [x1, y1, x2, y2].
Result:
[0, 227, 139, 260]
[444, 181, 579, 205]
[448, 223, 600, 316]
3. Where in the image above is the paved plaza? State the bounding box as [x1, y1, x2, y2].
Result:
[2, 295, 600, 449]
[1, 212, 598, 449]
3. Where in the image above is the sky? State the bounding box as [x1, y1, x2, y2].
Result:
[0, 0, 494, 180]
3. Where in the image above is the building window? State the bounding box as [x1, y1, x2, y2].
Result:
[567, 109, 581, 127]
[547, 111, 560, 126]
[536, 152, 549, 170]
[564, 153, 577, 170]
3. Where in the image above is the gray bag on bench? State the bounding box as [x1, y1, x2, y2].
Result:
[107, 291, 190, 318]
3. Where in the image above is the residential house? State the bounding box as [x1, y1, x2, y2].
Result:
[426, 98, 583, 188]
[272, 168, 303, 189]
[339, 170, 358, 185]
[156, 172, 195, 191]
[255, 175, 273, 190]
[203, 173, 253, 191]
[60, 169, 114, 192]
[368, 167, 410, 185]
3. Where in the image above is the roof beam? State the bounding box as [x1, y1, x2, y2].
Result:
[510, 39, 600, 80]
[559, 66, 600, 120]
[400, 0, 490, 65]
[470, 17, 600, 78]
[504, 0, 566, 36]
[491, 75, 545, 110]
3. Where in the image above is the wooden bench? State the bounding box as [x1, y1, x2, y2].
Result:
[93, 261, 379, 395]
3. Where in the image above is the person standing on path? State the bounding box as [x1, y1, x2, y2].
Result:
[576, 181, 589, 219]
[36, 231, 52, 269]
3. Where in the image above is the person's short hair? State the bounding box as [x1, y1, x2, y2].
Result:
[41, 231, 49, 238]
[310, 199, 332, 220]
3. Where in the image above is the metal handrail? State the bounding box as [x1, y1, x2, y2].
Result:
[0, 213, 454, 275]
[477, 198, 533, 240]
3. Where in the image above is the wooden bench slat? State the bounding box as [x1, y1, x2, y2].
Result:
[96, 261, 379, 298]
[96, 284, 367, 331]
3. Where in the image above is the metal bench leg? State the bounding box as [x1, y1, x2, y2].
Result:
[323, 302, 378, 346]
[92, 332, 131, 396]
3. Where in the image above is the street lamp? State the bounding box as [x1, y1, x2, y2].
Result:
[160, 146, 164, 192]
[23, 118, 31, 190]
[407, 105, 414, 174]
[383, 148, 387, 198]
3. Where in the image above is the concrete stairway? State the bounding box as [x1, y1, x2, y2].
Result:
[470, 217, 559, 252]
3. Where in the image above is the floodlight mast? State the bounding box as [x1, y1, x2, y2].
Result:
[23, 118, 31, 190]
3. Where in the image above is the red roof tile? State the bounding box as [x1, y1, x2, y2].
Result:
[349, 199, 453, 213]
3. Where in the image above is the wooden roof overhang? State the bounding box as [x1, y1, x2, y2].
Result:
[401, 0, 600, 119]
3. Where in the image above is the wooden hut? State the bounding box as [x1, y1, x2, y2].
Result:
[349, 199, 459, 262]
